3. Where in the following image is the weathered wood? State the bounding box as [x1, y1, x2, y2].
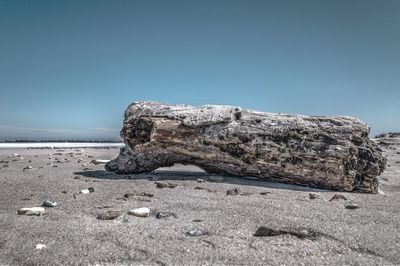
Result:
[106, 101, 386, 193]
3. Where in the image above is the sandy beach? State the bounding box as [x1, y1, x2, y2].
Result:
[1, 138, 400, 265]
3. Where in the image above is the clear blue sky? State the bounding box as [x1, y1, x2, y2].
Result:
[0, 0, 399, 140]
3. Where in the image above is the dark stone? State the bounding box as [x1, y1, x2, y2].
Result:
[226, 188, 241, 196]
[155, 182, 177, 189]
[155, 212, 177, 219]
[254, 226, 318, 240]
[329, 194, 347, 201]
[97, 210, 122, 220]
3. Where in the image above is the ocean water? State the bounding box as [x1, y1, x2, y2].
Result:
[0, 142, 125, 149]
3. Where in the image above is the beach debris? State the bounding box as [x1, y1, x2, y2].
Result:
[253, 226, 318, 239]
[91, 159, 110, 165]
[128, 207, 150, 217]
[309, 192, 319, 199]
[35, 244, 47, 250]
[155, 211, 177, 219]
[42, 200, 57, 207]
[155, 181, 177, 189]
[196, 178, 205, 183]
[329, 194, 347, 201]
[97, 210, 122, 220]
[226, 188, 241, 196]
[186, 228, 205, 237]
[61, 190, 68, 194]
[17, 207, 45, 216]
[345, 202, 360, 209]
[23, 166, 33, 171]
[106, 101, 386, 194]
[13, 153, 20, 157]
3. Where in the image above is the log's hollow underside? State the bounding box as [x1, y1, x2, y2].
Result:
[106, 102, 386, 193]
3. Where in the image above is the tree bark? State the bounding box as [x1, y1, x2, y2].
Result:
[106, 102, 386, 193]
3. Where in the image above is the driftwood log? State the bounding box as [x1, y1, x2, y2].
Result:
[106, 102, 386, 193]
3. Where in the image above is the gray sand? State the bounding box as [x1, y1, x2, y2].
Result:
[1, 140, 400, 265]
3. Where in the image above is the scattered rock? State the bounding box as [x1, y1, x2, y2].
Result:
[61, 191, 68, 194]
[186, 228, 205, 237]
[42, 200, 57, 207]
[97, 210, 122, 220]
[88, 187, 95, 193]
[345, 202, 360, 209]
[128, 207, 151, 217]
[194, 187, 215, 192]
[253, 226, 318, 240]
[226, 188, 241, 196]
[155, 211, 177, 219]
[192, 219, 203, 222]
[73, 176, 80, 179]
[196, 178, 205, 183]
[155, 182, 177, 189]
[309, 193, 319, 199]
[329, 194, 347, 201]
[78, 158, 84, 163]
[260, 191, 271, 195]
[124, 192, 154, 198]
[23, 166, 33, 171]
[35, 244, 47, 250]
[17, 207, 45, 216]
[91, 159, 110, 165]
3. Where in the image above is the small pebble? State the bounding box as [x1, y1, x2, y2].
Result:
[23, 166, 33, 170]
[88, 187, 95, 193]
[186, 228, 204, 237]
[97, 210, 122, 220]
[309, 193, 319, 199]
[329, 194, 347, 201]
[42, 200, 57, 207]
[155, 182, 177, 189]
[345, 202, 359, 209]
[226, 188, 241, 196]
[155, 211, 177, 219]
[128, 207, 150, 217]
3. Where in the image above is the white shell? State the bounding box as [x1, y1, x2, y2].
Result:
[18, 207, 45, 215]
[128, 207, 150, 217]
[36, 244, 47, 250]
[80, 189, 90, 194]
